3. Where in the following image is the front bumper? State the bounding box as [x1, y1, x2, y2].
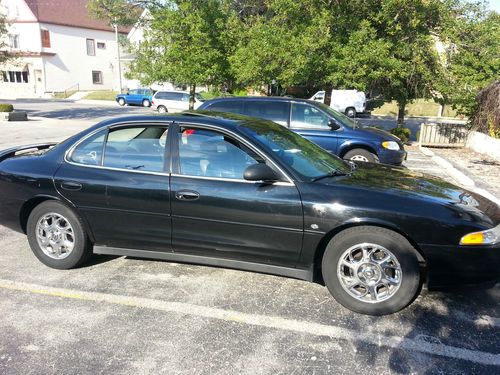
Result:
[378, 148, 407, 166]
[420, 243, 500, 289]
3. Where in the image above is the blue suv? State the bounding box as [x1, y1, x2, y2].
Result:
[198, 97, 406, 165]
[116, 88, 153, 107]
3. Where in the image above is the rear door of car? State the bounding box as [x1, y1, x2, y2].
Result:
[55, 122, 173, 251]
[242, 100, 290, 127]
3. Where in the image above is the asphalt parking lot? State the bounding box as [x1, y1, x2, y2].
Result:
[0, 101, 499, 374]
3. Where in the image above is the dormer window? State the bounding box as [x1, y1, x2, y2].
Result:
[41, 29, 51, 48]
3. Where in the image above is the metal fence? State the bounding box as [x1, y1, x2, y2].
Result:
[419, 122, 469, 147]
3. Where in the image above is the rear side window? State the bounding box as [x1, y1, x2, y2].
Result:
[103, 126, 168, 172]
[69, 130, 106, 165]
[243, 101, 289, 126]
[206, 101, 243, 114]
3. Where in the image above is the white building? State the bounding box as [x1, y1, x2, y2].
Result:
[0, 0, 131, 98]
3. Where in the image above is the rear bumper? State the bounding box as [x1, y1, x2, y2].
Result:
[420, 243, 500, 289]
[378, 148, 407, 166]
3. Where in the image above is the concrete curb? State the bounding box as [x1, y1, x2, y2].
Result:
[76, 99, 118, 107]
[420, 146, 500, 205]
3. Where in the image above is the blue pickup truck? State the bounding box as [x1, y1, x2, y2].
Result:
[198, 97, 406, 165]
[116, 89, 154, 107]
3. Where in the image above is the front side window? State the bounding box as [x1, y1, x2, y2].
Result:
[178, 127, 262, 179]
[104, 127, 168, 172]
[240, 120, 350, 180]
[70, 130, 106, 165]
[290, 103, 330, 129]
[86, 39, 95, 56]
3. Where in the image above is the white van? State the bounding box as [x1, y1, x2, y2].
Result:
[309, 90, 366, 117]
[151, 91, 204, 113]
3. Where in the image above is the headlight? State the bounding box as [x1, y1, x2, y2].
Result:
[460, 224, 500, 245]
[382, 141, 400, 151]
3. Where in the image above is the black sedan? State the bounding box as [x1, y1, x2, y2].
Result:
[0, 113, 498, 315]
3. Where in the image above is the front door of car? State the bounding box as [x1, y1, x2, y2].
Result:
[290, 102, 339, 154]
[170, 124, 304, 267]
[127, 90, 141, 105]
[55, 123, 172, 252]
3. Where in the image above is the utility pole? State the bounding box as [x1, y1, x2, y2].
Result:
[114, 17, 123, 93]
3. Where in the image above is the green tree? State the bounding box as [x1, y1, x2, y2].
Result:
[128, 0, 231, 109]
[87, 0, 149, 26]
[0, 10, 10, 66]
[439, 4, 499, 119]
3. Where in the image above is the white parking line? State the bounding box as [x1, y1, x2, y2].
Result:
[0, 278, 499, 366]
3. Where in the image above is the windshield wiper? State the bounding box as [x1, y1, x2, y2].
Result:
[312, 168, 350, 182]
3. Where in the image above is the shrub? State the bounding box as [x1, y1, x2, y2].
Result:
[390, 127, 411, 143]
[0, 104, 14, 112]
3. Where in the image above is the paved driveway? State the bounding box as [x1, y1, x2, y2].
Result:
[0, 103, 498, 374]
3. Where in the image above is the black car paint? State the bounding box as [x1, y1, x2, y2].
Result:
[0, 115, 498, 288]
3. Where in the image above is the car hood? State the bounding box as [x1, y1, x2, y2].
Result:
[324, 162, 500, 224]
[358, 126, 400, 141]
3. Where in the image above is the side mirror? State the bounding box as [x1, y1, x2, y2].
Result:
[328, 119, 341, 130]
[244, 163, 279, 182]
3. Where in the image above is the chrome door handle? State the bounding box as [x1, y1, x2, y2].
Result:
[175, 190, 200, 201]
[61, 181, 82, 191]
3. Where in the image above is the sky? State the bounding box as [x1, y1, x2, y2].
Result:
[488, 0, 500, 12]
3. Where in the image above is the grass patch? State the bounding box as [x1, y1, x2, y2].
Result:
[84, 90, 119, 101]
[371, 99, 459, 118]
[53, 90, 78, 99]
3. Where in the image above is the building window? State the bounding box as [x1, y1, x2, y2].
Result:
[86, 39, 95, 56]
[2, 71, 29, 83]
[9, 35, 19, 49]
[92, 71, 103, 84]
[41, 29, 51, 48]
[97, 42, 106, 49]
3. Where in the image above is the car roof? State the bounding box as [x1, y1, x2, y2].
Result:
[202, 96, 319, 104]
[90, 113, 246, 132]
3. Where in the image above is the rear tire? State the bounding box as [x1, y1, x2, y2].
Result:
[344, 148, 379, 163]
[27, 201, 92, 269]
[345, 107, 356, 117]
[142, 99, 151, 107]
[157, 105, 168, 114]
[322, 226, 421, 315]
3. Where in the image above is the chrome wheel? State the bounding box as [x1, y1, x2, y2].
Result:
[350, 154, 369, 162]
[337, 243, 402, 303]
[36, 213, 75, 260]
[158, 106, 167, 113]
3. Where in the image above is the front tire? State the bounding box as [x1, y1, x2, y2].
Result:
[157, 105, 168, 114]
[344, 148, 379, 163]
[322, 226, 421, 315]
[118, 98, 126, 106]
[27, 201, 92, 269]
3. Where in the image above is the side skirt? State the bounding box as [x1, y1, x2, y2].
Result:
[94, 246, 314, 282]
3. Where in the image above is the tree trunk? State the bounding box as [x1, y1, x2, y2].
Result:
[189, 83, 196, 110]
[323, 84, 333, 106]
[397, 102, 406, 127]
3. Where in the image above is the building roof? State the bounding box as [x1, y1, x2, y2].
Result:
[25, 0, 132, 33]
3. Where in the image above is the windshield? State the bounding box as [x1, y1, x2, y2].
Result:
[240, 120, 351, 181]
[315, 102, 356, 129]
[195, 93, 205, 102]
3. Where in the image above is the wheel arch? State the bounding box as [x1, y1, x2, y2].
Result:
[19, 195, 95, 243]
[312, 220, 427, 284]
[338, 143, 378, 159]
